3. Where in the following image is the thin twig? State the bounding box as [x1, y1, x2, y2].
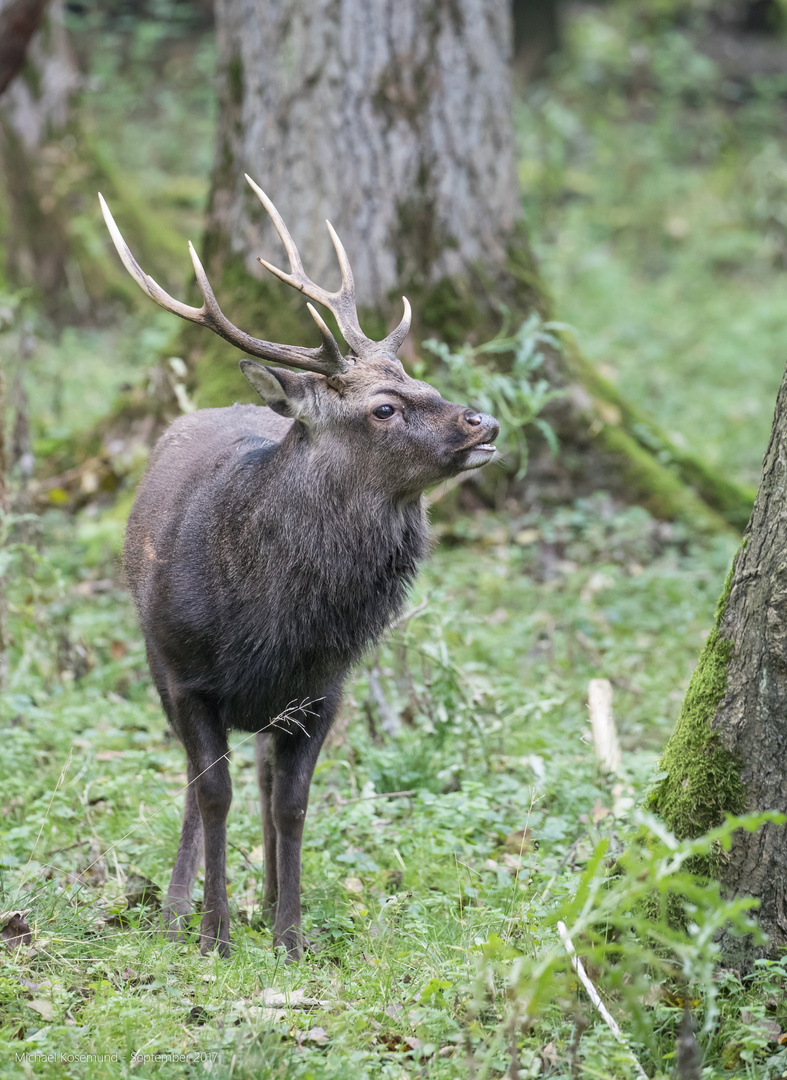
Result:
[15, 701, 322, 892]
[556, 920, 648, 1080]
[387, 596, 429, 631]
[333, 789, 416, 807]
[12, 749, 72, 905]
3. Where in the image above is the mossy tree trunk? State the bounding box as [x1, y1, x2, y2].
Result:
[652, 369, 787, 959]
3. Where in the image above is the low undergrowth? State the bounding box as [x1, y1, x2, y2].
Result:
[3, 500, 787, 1079]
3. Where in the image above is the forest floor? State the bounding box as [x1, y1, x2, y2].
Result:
[4, 4, 787, 1079]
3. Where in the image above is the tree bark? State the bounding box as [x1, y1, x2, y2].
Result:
[204, 0, 527, 337]
[0, 0, 81, 314]
[0, 0, 51, 96]
[652, 368, 787, 961]
[63, 0, 750, 532]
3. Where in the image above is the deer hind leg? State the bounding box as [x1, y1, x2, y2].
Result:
[255, 731, 278, 927]
[170, 689, 232, 957]
[147, 650, 204, 939]
[162, 759, 204, 938]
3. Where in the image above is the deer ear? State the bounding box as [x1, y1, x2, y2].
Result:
[239, 360, 311, 418]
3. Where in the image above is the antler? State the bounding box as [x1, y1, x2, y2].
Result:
[245, 175, 411, 357]
[98, 193, 348, 376]
[99, 177, 412, 375]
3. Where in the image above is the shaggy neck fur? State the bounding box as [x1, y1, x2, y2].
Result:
[127, 414, 428, 730]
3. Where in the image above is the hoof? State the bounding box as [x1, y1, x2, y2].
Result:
[199, 910, 231, 957]
[162, 898, 193, 941]
[273, 928, 303, 962]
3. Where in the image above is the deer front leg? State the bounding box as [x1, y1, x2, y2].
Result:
[162, 759, 204, 937]
[255, 731, 278, 926]
[268, 704, 335, 960]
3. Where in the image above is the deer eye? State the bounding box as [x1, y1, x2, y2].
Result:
[372, 404, 396, 420]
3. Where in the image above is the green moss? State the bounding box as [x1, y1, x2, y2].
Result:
[386, 220, 543, 349]
[598, 424, 731, 534]
[650, 558, 747, 846]
[414, 275, 484, 345]
[21, 55, 43, 98]
[563, 337, 755, 530]
[185, 258, 323, 408]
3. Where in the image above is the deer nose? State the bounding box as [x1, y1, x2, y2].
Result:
[463, 410, 499, 442]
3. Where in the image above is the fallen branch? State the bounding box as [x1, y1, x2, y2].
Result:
[587, 678, 621, 774]
[556, 920, 648, 1080]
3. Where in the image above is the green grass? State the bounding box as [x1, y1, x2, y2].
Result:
[4, 502, 785, 1079]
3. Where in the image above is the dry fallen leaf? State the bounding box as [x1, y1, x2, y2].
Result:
[343, 876, 364, 894]
[374, 1032, 422, 1053]
[515, 529, 540, 545]
[540, 1040, 558, 1069]
[28, 999, 54, 1020]
[504, 828, 532, 854]
[591, 800, 611, 824]
[1, 911, 32, 949]
[740, 1010, 781, 1043]
[302, 1026, 329, 1044]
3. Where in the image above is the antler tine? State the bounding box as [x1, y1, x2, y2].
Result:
[324, 219, 370, 354]
[379, 296, 412, 356]
[246, 174, 384, 357]
[99, 193, 347, 376]
[100, 193, 201, 321]
[325, 219, 356, 298]
[245, 174, 309, 280]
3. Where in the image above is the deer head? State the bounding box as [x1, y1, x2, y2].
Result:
[99, 176, 499, 498]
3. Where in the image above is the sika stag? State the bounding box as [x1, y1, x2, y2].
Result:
[100, 176, 499, 958]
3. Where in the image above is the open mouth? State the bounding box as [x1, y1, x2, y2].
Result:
[458, 440, 496, 456]
[458, 440, 498, 470]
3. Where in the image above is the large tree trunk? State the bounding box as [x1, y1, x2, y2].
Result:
[50, 0, 750, 532]
[651, 368, 787, 962]
[204, 0, 528, 342]
[0, 0, 81, 313]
